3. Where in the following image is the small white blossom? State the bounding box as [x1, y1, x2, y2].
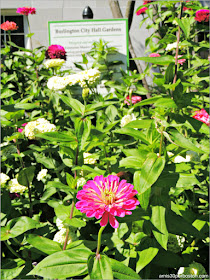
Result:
[8, 178, 27, 194]
[83, 152, 96, 164]
[0, 173, 10, 185]
[77, 177, 86, 187]
[37, 169, 48, 181]
[56, 218, 66, 230]
[120, 114, 136, 127]
[174, 155, 190, 163]
[53, 229, 77, 245]
[166, 42, 179, 51]
[25, 118, 56, 140]
[44, 59, 65, 69]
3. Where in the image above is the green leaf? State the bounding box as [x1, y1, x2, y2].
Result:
[54, 204, 72, 220]
[136, 247, 159, 273]
[46, 181, 71, 193]
[134, 154, 165, 195]
[109, 258, 140, 279]
[1, 266, 24, 280]
[60, 95, 85, 115]
[114, 128, 149, 144]
[66, 173, 77, 190]
[176, 18, 193, 38]
[26, 234, 62, 255]
[151, 206, 168, 250]
[80, 117, 91, 150]
[1, 89, 16, 99]
[1, 217, 40, 240]
[63, 217, 86, 228]
[134, 55, 174, 65]
[125, 119, 153, 129]
[17, 166, 35, 187]
[27, 247, 91, 278]
[155, 98, 177, 109]
[165, 63, 174, 84]
[36, 131, 77, 143]
[88, 254, 113, 280]
[119, 156, 144, 169]
[138, 187, 151, 211]
[168, 128, 206, 153]
[14, 103, 39, 110]
[134, 96, 162, 107]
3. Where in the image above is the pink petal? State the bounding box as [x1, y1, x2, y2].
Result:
[109, 214, 119, 228]
[100, 212, 109, 227]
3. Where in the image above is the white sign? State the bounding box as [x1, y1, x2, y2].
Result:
[48, 19, 129, 72]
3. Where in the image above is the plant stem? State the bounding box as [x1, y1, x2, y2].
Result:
[96, 226, 106, 257]
[172, 2, 183, 89]
[4, 241, 22, 259]
[63, 146, 78, 250]
[158, 127, 164, 157]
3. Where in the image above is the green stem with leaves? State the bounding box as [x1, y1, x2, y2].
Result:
[96, 226, 106, 257]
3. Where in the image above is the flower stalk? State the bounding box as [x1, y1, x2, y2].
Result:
[96, 226, 106, 257]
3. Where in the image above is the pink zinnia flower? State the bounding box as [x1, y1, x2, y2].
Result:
[124, 95, 142, 105]
[149, 53, 161, 57]
[192, 109, 210, 126]
[16, 7, 36, 16]
[136, 7, 148, 15]
[45, 45, 67, 60]
[177, 56, 186, 65]
[76, 175, 139, 228]
[195, 9, 209, 22]
[1, 21, 18, 31]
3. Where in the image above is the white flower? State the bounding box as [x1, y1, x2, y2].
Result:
[77, 69, 100, 88]
[25, 118, 56, 140]
[166, 42, 185, 52]
[47, 76, 69, 90]
[37, 169, 48, 181]
[77, 177, 86, 187]
[8, 178, 27, 194]
[174, 155, 190, 163]
[0, 173, 10, 185]
[53, 229, 77, 245]
[44, 59, 65, 69]
[65, 74, 80, 86]
[83, 152, 96, 164]
[56, 218, 66, 230]
[120, 114, 136, 127]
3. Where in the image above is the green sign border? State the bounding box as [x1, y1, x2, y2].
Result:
[48, 18, 129, 68]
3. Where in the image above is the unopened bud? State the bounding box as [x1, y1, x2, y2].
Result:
[82, 88, 89, 99]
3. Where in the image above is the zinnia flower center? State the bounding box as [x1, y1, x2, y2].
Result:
[102, 189, 116, 205]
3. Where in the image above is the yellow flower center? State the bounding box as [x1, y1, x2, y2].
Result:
[102, 190, 116, 205]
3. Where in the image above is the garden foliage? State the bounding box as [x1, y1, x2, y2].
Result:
[1, 1, 209, 279]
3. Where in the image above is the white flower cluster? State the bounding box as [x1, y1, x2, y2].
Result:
[47, 76, 71, 91]
[166, 42, 182, 51]
[53, 218, 77, 245]
[0, 173, 10, 185]
[25, 118, 56, 140]
[8, 178, 27, 194]
[120, 114, 136, 127]
[83, 152, 96, 164]
[44, 59, 65, 69]
[77, 177, 86, 187]
[47, 69, 100, 91]
[77, 69, 100, 88]
[37, 169, 48, 181]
